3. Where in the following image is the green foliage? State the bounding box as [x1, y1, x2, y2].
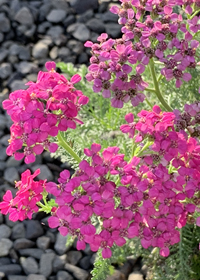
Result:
[91, 239, 142, 280]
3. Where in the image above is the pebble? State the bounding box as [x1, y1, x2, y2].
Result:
[31, 165, 53, 181]
[56, 271, 74, 280]
[0, 224, 11, 240]
[64, 263, 89, 280]
[71, 0, 99, 14]
[32, 41, 49, 59]
[0, 264, 22, 275]
[39, 252, 55, 277]
[25, 220, 44, 239]
[4, 167, 20, 184]
[54, 233, 71, 255]
[46, 9, 67, 23]
[20, 257, 39, 275]
[11, 223, 26, 240]
[52, 254, 67, 273]
[14, 238, 35, 250]
[0, 13, 10, 32]
[72, 23, 90, 42]
[106, 270, 126, 280]
[17, 61, 37, 75]
[18, 248, 44, 260]
[36, 236, 51, 250]
[105, 22, 122, 38]
[0, 238, 13, 256]
[86, 18, 105, 33]
[14, 7, 34, 26]
[0, 63, 12, 79]
[27, 275, 47, 280]
[128, 273, 144, 280]
[67, 251, 82, 265]
[79, 256, 91, 270]
[8, 276, 27, 280]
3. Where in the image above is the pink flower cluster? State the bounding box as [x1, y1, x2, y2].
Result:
[46, 106, 200, 258]
[85, 0, 200, 108]
[3, 61, 89, 164]
[85, 36, 146, 108]
[174, 101, 200, 138]
[111, 0, 199, 87]
[0, 169, 46, 221]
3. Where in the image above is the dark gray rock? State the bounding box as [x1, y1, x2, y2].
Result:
[18, 62, 37, 75]
[86, 18, 105, 33]
[58, 47, 71, 59]
[0, 147, 7, 161]
[64, 263, 89, 280]
[0, 224, 11, 239]
[6, 157, 23, 168]
[20, 257, 39, 275]
[0, 49, 8, 62]
[67, 251, 82, 266]
[47, 26, 64, 39]
[27, 275, 46, 280]
[0, 63, 12, 79]
[39, 252, 55, 277]
[31, 165, 53, 181]
[79, 256, 91, 270]
[0, 114, 7, 130]
[8, 276, 27, 280]
[15, 7, 34, 26]
[53, 254, 67, 273]
[14, 238, 35, 250]
[32, 41, 49, 59]
[36, 236, 51, 250]
[0, 264, 22, 275]
[49, 46, 58, 60]
[0, 213, 3, 224]
[72, 23, 90, 42]
[25, 220, 44, 239]
[38, 22, 52, 34]
[77, 9, 94, 23]
[57, 271, 74, 280]
[52, 0, 69, 9]
[67, 40, 83, 55]
[11, 223, 26, 240]
[46, 9, 67, 23]
[0, 13, 10, 33]
[70, 0, 99, 14]
[10, 80, 28, 91]
[0, 257, 11, 266]
[0, 134, 10, 146]
[0, 32, 3, 43]
[54, 233, 71, 255]
[18, 248, 44, 260]
[5, 215, 17, 228]
[105, 23, 122, 38]
[0, 238, 13, 256]
[4, 167, 19, 184]
[63, 14, 75, 27]
[102, 11, 119, 22]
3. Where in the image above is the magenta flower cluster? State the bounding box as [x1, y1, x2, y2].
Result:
[0, 169, 46, 221]
[3, 62, 89, 164]
[44, 105, 200, 258]
[85, 0, 200, 108]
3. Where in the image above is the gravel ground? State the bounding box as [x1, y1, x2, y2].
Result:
[0, 0, 146, 279]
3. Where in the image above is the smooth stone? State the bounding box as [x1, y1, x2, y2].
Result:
[20, 257, 39, 275]
[78, 256, 91, 270]
[4, 167, 19, 185]
[70, 0, 99, 14]
[0, 62, 12, 79]
[32, 41, 48, 59]
[56, 271, 74, 280]
[39, 252, 55, 277]
[106, 270, 125, 280]
[15, 7, 34, 26]
[31, 165, 53, 181]
[53, 254, 67, 273]
[46, 9, 67, 23]
[36, 236, 51, 250]
[11, 223, 26, 240]
[10, 80, 28, 91]
[54, 233, 71, 255]
[0, 13, 10, 32]
[128, 273, 144, 280]
[18, 61, 37, 75]
[27, 275, 46, 280]
[0, 224, 11, 240]
[18, 249, 44, 260]
[8, 276, 27, 280]
[14, 238, 35, 250]
[64, 263, 89, 280]
[6, 157, 23, 168]
[25, 220, 44, 239]
[72, 23, 90, 42]
[0, 264, 22, 275]
[105, 23, 122, 38]
[86, 18, 105, 33]
[67, 251, 82, 265]
[0, 238, 13, 256]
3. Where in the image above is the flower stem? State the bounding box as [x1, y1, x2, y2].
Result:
[149, 59, 173, 112]
[57, 131, 82, 164]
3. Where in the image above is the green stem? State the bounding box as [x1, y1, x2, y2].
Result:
[149, 59, 173, 112]
[57, 131, 82, 163]
[145, 97, 153, 109]
[188, 9, 200, 20]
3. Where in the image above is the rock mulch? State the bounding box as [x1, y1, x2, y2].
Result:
[0, 0, 146, 279]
